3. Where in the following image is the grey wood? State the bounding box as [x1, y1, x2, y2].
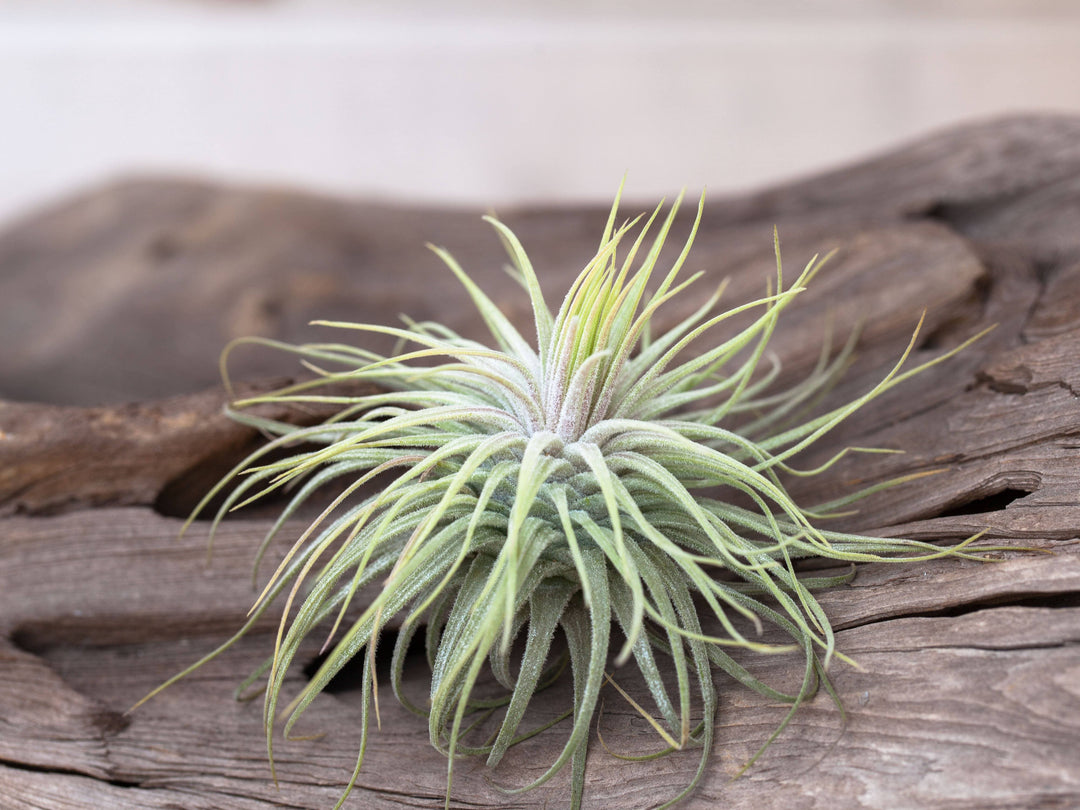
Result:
[1, 114, 1079, 809]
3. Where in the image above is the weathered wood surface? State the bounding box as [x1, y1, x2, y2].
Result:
[1, 114, 1079, 809]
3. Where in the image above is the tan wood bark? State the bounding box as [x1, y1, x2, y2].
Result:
[1, 115, 1078, 809]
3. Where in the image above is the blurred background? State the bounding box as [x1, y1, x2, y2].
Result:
[2, 0, 1080, 226]
[3, 0, 1080, 406]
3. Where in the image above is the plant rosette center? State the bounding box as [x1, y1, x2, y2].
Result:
[137, 188, 991, 810]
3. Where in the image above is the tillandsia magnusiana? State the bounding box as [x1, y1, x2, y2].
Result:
[137, 187, 995, 808]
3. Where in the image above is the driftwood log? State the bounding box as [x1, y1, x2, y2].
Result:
[2, 115, 1079, 809]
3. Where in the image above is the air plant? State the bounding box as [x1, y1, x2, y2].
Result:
[138, 188, 990, 808]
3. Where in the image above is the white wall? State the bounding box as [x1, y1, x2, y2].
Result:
[2, 0, 1080, 224]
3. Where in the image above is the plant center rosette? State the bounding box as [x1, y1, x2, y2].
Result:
[139, 189, 990, 809]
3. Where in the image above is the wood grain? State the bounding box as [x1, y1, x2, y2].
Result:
[1, 114, 1079, 809]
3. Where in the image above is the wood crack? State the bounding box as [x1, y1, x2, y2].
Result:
[0, 758, 141, 791]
